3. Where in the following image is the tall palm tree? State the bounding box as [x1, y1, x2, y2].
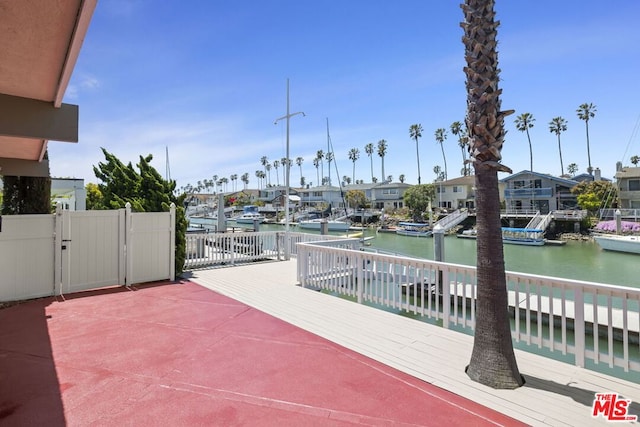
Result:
[462, 0, 523, 389]
[364, 143, 374, 182]
[576, 102, 596, 175]
[316, 150, 325, 185]
[409, 124, 423, 184]
[451, 121, 469, 176]
[296, 156, 304, 184]
[399, 174, 405, 183]
[241, 172, 249, 189]
[325, 152, 334, 185]
[272, 160, 280, 186]
[631, 155, 640, 166]
[348, 148, 359, 184]
[514, 112, 535, 172]
[434, 128, 448, 180]
[265, 163, 272, 186]
[255, 170, 262, 189]
[230, 174, 238, 191]
[567, 163, 578, 176]
[312, 157, 320, 186]
[260, 156, 268, 181]
[549, 117, 568, 176]
[377, 139, 387, 182]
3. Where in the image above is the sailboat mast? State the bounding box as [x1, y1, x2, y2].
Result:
[326, 118, 331, 186]
[274, 79, 305, 259]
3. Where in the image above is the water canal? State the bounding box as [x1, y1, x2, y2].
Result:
[259, 223, 640, 382]
[261, 223, 638, 288]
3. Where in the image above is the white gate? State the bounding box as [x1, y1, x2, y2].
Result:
[59, 209, 126, 294]
[0, 204, 176, 302]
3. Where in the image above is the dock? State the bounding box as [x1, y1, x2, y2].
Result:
[190, 260, 640, 426]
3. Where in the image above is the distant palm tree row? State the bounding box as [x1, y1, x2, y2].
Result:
[514, 102, 597, 176]
[179, 102, 601, 195]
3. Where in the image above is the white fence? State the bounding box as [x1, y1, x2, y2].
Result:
[183, 230, 344, 269]
[0, 204, 175, 302]
[296, 240, 640, 374]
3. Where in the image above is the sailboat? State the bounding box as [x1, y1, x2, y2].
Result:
[297, 118, 351, 232]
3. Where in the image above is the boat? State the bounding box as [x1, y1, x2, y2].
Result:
[376, 225, 398, 234]
[297, 218, 351, 232]
[233, 205, 266, 224]
[396, 222, 432, 237]
[457, 228, 477, 239]
[501, 227, 545, 246]
[593, 234, 640, 254]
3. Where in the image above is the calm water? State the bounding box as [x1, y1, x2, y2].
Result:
[259, 224, 638, 288]
[367, 231, 639, 289]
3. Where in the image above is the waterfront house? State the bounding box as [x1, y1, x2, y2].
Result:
[501, 170, 579, 213]
[369, 181, 412, 211]
[614, 163, 640, 209]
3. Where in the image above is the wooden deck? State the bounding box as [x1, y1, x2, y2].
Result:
[188, 260, 640, 426]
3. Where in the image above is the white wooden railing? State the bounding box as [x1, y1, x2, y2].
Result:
[296, 240, 640, 374]
[183, 231, 346, 269]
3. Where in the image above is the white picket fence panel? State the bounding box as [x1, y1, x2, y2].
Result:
[0, 204, 175, 302]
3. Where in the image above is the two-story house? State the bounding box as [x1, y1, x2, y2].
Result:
[434, 175, 486, 210]
[294, 182, 411, 212]
[500, 171, 579, 213]
[614, 163, 640, 209]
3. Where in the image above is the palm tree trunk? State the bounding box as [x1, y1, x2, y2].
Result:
[586, 122, 592, 174]
[467, 166, 523, 388]
[415, 140, 421, 184]
[440, 144, 448, 180]
[526, 129, 533, 172]
[557, 135, 564, 175]
[462, 0, 523, 389]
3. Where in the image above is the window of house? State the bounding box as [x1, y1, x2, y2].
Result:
[382, 189, 398, 195]
[453, 186, 459, 193]
[629, 179, 640, 191]
[513, 180, 525, 189]
[534, 179, 542, 188]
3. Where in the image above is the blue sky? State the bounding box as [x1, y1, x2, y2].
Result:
[51, 0, 640, 189]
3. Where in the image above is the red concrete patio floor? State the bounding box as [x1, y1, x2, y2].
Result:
[0, 280, 525, 426]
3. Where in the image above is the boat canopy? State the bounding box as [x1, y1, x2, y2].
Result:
[502, 227, 543, 234]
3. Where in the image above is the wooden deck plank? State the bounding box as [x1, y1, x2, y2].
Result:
[188, 260, 640, 427]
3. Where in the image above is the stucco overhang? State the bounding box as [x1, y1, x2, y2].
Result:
[0, 0, 96, 176]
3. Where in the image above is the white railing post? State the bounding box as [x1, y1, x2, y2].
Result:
[441, 268, 450, 329]
[356, 252, 363, 304]
[169, 203, 176, 281]
[573, 287, 585, 368]
[124, 202, 132, 286]
[54, 203, 63, 296]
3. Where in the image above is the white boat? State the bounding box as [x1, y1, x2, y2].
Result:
[297, 218, 351, 232]
[233, 205, 266, 224]
[501, 227, 545, 246]
[594, 234, 640, 254]
[396, 222, 432, 237]
[235, 212, 266, 224]
[457, 228, 477, 239]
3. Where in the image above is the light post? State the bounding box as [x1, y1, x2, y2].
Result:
[274, 79, 305, 260]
